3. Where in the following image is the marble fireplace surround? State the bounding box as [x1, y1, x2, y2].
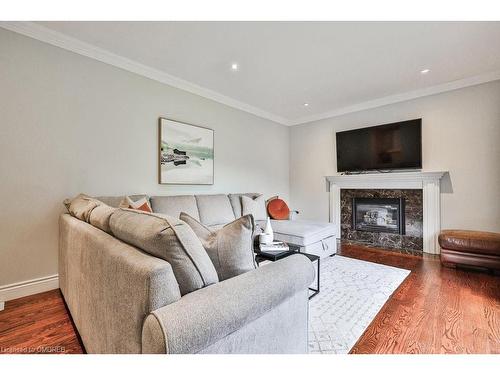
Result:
[326, 172, 447, 254]
[343, 189, 423, 252]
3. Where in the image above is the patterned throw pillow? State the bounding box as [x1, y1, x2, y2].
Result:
[119, 195, 152, 213]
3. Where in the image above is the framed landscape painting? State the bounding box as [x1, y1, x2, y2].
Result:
[158, 118, 214, 185]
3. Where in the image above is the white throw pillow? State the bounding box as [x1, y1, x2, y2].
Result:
[241, 195, 268, 221]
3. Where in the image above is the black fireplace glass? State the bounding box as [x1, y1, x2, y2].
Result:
[353, 197, 405, 235]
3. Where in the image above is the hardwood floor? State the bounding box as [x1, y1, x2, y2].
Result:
[0, 289, 84, 354]
[340, 244, 500, 354]
[0, 243, 498, 354]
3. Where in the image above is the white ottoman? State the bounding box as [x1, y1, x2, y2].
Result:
[269, 220, 337, 258]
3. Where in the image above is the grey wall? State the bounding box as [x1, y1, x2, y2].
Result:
[0, 29, 290, 286]
[290, 80, 500, 233]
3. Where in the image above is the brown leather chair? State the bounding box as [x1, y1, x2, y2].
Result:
[439, 230, 500, 271]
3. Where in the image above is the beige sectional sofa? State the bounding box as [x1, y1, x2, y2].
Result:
[59, 193, 316, 354]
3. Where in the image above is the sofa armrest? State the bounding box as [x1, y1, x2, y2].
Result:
[142, 254, 314, 353]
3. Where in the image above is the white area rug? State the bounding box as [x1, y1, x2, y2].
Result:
[308, 255, 410, 354]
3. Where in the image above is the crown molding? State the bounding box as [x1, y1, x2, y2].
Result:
[0, 21, 291, 126]
[2, 22, 500, 127]
[290, 70, 500, 126]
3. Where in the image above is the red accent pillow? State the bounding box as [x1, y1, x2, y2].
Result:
[267, 198, 290, 220]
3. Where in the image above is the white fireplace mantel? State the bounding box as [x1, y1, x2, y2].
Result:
[326, 171, 447, 254]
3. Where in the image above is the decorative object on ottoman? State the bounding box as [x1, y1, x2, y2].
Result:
[266, 197, 299, 220]
[259, 233, 273, 245]
[438, 229, 500, 271]
[264, 217, 274, 241]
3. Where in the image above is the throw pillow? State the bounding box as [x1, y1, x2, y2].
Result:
[89, 204, 117, 234]
[109, 209, 219, 295]
[119, 195, 152, 213]
[64, 193, 99, 222]
[241, 195, 268, 221]
[180, 212, 257, 281]
[267, 198, 291, 220]
[63, 194, 117, 233]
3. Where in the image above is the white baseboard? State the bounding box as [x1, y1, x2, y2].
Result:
[0, 274, 59, 306]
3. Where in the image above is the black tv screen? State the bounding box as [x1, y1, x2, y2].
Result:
[336, 119, 422, 172]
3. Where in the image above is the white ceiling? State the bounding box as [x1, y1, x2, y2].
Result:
[18, 22, 500, 124]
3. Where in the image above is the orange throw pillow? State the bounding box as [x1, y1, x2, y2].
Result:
[267, 198, 290, 220]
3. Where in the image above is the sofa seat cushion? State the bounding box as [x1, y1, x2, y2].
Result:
[195, 194, 235, 226]
[259, 220, 336, 247]
[439, 230, 500, 256]
[109, 209, 219, 295]
[150, 195, 200, 221]
[180, 212, 257, 281]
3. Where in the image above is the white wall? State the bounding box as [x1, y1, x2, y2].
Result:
[290, 80, 500, 233]
[0, 29, 290, 287]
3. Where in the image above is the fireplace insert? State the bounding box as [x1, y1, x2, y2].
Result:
[352, 197, 405, 235]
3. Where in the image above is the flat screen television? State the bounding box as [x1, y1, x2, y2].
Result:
[336, 119, 422, 173]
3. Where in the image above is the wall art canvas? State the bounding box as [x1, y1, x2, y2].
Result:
[159, 118, 214, 184]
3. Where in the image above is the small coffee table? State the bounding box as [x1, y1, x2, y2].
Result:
[254, 245, 320, 299]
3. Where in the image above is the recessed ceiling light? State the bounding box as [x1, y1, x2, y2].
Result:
[303, 103, 309, 107]
[231, 63, 239, 71]
[420, 69, 430, 74]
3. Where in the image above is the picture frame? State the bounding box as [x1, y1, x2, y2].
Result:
[158, 117, 214, 185]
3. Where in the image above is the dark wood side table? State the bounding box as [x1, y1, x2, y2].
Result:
[254, 245, 320, 299]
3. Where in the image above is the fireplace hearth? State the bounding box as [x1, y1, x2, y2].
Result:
[353, 197, 405, 235]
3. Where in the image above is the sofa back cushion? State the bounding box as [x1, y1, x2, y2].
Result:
[195, 194, 235, 226]
[109, 209, 219, 295]
[150, 195, 200, 221]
